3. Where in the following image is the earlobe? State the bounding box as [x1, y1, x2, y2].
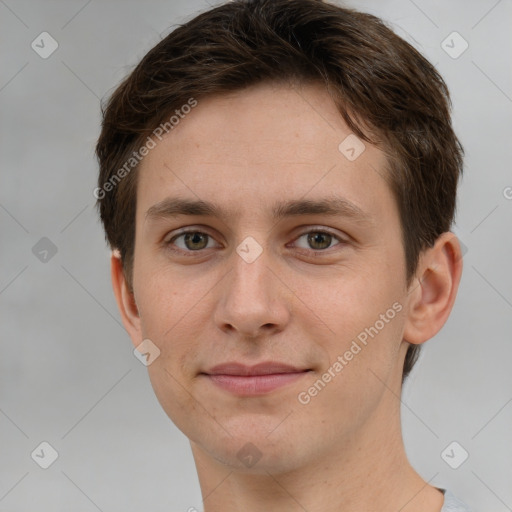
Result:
[402, 232, 463, 345]
[110, 251, 142, 347]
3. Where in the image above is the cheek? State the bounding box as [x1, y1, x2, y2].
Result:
[135, 255, 196, 336]
[146, 361, 207, 438]
[137, 273, 206, 427]
[310, 258, 406, 377]
[320, 272, 392, 331]
[297, 305, 405, 436]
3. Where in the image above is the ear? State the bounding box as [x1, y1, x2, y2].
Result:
[403, 232, 463, 345]
[110, 250, 142, 348]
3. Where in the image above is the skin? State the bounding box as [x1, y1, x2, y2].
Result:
[111, 81, 463, 511]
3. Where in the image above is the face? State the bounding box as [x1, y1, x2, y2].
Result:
[128, 81, 413, 472]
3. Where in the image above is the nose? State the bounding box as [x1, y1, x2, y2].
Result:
[213, 246, 291, 339]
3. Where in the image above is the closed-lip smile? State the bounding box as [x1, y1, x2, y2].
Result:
[201, 362, 312, 395]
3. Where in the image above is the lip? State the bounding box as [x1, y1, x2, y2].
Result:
[201, 362, 311, 396]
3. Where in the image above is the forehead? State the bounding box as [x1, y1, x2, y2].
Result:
[136, 81, 395, 227]
[145, 81, 377, 165]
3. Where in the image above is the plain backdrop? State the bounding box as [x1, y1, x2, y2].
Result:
[1, 0, 511, 511]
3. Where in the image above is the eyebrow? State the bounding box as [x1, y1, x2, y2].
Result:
[145, 196, 373, 226]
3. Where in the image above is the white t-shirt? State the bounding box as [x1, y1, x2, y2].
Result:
[440, 489, 472, 511]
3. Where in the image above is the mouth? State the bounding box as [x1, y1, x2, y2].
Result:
[200, 362, 312, 396]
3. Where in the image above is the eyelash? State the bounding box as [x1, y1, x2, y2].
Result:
[163, 228, 347, 257]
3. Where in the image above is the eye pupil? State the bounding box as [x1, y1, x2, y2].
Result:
[185, 232, 208, 250]
[308, 232, 332, 250]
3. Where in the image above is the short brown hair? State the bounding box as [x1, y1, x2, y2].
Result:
[95, 0, 464, 381]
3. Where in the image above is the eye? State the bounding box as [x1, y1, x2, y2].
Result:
[165, 230, 219, 252]
[292, 230, 345, 253]
[163, 227, 347, 257]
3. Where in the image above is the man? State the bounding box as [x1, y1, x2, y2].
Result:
[95, 0, 471, 510]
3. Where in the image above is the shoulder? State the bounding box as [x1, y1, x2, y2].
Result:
[440, 488, 473, 512]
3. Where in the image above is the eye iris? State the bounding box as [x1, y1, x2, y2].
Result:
[184, 232, 208, 250]
[308, 232, 331, 250]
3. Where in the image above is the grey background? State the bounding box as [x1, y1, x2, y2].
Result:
[1, 0, 511, 510]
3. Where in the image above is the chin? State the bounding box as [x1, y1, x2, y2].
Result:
[192, 422, 309, 474]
